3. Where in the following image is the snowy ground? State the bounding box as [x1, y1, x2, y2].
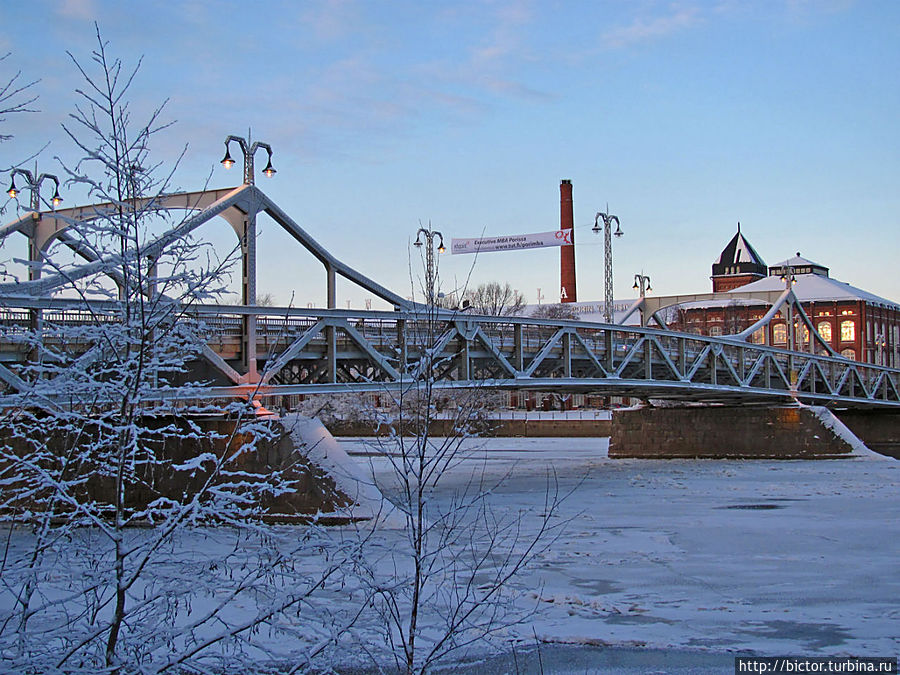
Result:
[340, 436, 900, 672]
[3, 437, 896, 673]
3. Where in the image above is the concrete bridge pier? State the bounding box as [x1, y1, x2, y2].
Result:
[609, 404, 896, 459]
[833, 409, 900, 459]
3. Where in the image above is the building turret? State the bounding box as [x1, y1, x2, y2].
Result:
[711, 223, 767, 292]
[768, 253, 829, 278]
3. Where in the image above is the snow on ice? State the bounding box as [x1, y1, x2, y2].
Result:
[2, 434, 897, 672]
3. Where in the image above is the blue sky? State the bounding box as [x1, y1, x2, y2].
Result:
[2, 0, 898, 309]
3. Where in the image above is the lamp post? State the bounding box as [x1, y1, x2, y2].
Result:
[220, 132, 276, 186]
[219, 132, 276, 380]
[219, 132, 277, 307]
[593, 210, 623, 323]
[8, 167, 63, 283]
[7, 167, 63, 212]
[413, 227, 445, 307]
[632, 273, 651, 297]
[633, 273, 651, 327]
[777, 265, 798, 352]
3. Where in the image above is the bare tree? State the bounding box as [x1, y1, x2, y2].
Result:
[723, 300, 752, 335]
[353, 246, 565, 674]
[1, 52, 41, 220]
[0, 28, 363, 673]
[464, 281, 525, 317]
[0, 52, 38, 146]
[531, 303, 579, 320]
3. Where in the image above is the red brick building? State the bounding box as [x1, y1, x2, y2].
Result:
[672, 227, 899, 366]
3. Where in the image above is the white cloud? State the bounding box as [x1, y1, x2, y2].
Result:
[298, 0, 363, 42]
[57, 0, 97, 20]
[602, 5, 701, 49]
[471, 0, 534, 69]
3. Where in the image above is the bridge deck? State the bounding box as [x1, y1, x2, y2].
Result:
[1, 300, 897, 408]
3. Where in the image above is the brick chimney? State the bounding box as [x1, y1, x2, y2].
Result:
[560, 179, 576, 303]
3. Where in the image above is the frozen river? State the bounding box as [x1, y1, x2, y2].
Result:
[340, 436, 900, 672]
[3, 434, 896, 674]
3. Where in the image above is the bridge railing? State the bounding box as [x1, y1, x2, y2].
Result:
[0, 300, 898, 407]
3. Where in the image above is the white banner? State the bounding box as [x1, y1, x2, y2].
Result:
[451, 229, 572, 255]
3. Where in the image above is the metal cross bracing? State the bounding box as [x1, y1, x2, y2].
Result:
[1, 185, 899, 409]
[0, 296, 898, 409]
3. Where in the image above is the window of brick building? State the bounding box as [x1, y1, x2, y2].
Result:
[840, 320, 855, 342]
[773, 324, 787, 344]
[817, 321, 832, 342]
[841, 348, 856, 360]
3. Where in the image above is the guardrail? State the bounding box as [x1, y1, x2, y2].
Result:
[0, 300, 898, 408]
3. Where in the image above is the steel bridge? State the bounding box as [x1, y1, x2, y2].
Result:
[1, 183, 899, 409]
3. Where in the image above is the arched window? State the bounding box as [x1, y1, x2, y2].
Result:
[840, 320, 855, 342]
[841, 348, 856, 360]
[773, 324, 787, 344]
[709, 325, 723, 337]
[751, 327, 766, 344]
[817, 321, 832, 342]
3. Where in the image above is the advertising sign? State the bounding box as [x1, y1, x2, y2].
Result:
[451, 229, 572, 255]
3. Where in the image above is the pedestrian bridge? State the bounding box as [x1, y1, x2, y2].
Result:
[1, 183, 898, 409]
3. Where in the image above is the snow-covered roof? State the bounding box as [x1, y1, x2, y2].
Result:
[730, 272, 900, 310]
[768, 252, 829, 277]
[771, 254, 820, 268]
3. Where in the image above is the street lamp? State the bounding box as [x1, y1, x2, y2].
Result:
[219, 132, 276, 380]
[778, 267, 797, 286]
[7, 167, 63, 211]
[633, 274, 652, 327]
[593, 210, 623, 323]
[220, 132, 276, 185]
[633, 274, 651, 296]
[414, 227, 445, 307]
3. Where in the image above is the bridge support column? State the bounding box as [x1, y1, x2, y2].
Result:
[326, 265, 336, 310]
[513, 324, 524, 372]
[604, 330, 614, 372]
[27, 227, 43, 360]
[459, 337, 470, 380]
[241, 214, 258, 381]
[326, 324, 337, 383]
[609, 405, 872, 459]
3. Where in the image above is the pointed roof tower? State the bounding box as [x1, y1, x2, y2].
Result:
[711, 223, 768, 292]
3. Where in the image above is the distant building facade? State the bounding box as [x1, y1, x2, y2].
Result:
[670, 227, 899, 366]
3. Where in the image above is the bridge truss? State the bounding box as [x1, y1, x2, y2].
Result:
[1, 185, 898, 409]
[1, 296, 898, 409]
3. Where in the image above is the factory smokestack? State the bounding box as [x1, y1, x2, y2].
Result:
[560, 179, 576, 303]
